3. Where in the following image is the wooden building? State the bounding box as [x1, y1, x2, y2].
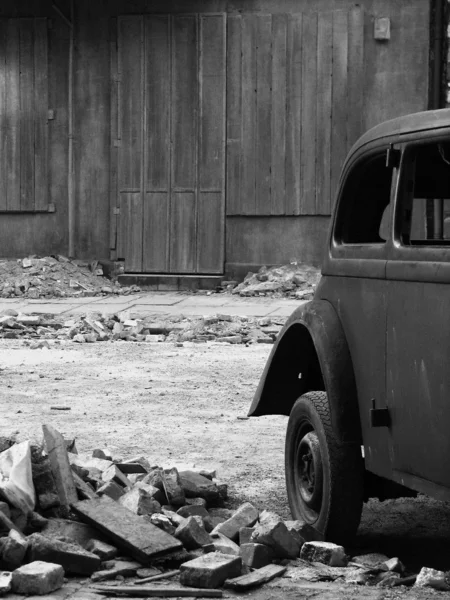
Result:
[0, 0, 438, 282]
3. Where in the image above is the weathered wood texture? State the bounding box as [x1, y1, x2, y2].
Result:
[116, 14, 226, 273]
[0, 18, 48, 212]
[72, 497, 183, 562]
[226, 8, 364, 216]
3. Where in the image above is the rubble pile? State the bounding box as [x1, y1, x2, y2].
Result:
[0, 429, 448, 597]
[0, 256, 139, 299]
[0, 309, 286, 346]
[224, 262, 321, 300]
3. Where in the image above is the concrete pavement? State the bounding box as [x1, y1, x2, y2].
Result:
[0, 291, 304, 319]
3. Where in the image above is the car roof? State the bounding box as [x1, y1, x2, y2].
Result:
[350, 108, 450, 157]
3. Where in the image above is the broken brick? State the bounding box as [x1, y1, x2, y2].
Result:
[118, 487, 162, 516]
[11, 561, 64, 596]
[179, 470, 220, 504]
[300, 541, 347, 567]
[251, 513, 300, 559]
[212, 502, 259, 542]
[175, 516, 212, 550]
[240, 543, 273, 569]
[97, 480, 125, 501]
[180, 552, 242, 589]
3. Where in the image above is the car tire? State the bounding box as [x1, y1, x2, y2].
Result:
[285, 391, 364, 545]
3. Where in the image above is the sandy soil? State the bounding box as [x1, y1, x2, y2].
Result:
[0, 339, 449, 599]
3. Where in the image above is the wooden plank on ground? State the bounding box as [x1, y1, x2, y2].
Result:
[241, 14, 257, 214]
[6, 19, 20, 211]
[91, 585, 222, 597]
[271, 13, 287, 215]
[300, 12, 317, 215]
[255, 14, 272, 215]
[169, 192, 195, 273]
[225, 15, 242, 215]
[34, 18, 48, 211]
[42, 424, 78, 509]
[316, 11, 333, 215]
[19, 18, 35, 211]
[331, 10, 348, 209]
[196, 192, 224, 273]
[72, 496, 183, 563]
[0, 19, 7, 211]
[143, 192, 169, 272]
[224, 564, 287, 590]
[285, 14, 302, 215]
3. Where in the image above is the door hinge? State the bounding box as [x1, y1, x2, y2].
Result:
[370, 398, 390, 428]
[48, 109, 55, 121]
[386, 144, 401, 169]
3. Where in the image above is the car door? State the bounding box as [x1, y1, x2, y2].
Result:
[319, 144, 398, 481]
[386, 135, 450, 496]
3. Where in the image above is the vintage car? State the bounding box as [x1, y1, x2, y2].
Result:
[248, 108, 450, 544]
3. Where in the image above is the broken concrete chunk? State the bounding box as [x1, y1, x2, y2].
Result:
[162, 468, 185, 506]
[415, 567, 450, 591]
[383, 557, 404, 574]
[239, 527, 255, 546]
[11, 561, 64, 596]
[119, 487, 162, 516]
[211, 533, 240, 556]
[224, 563, 286, 590]
[212, 502, 259, 542]
[90, 559, 141, 582]
[179, 471, 220, 504]
[102, 464, 132, 488]
[42, 425, 77, 509]
[28, 532, 101, 575]
[240, 543, 273, 569]
[97, 480, 125, 501]
[134, 482, 166, 505]
[161, 507, 187, 527]
[147, 513, 176, 536]
[300, 541, 347, 567]
[175, 516, 212, 550]
[352, 552, 390, 569]
[1, 528, 28, 569]
[41, 517, 108, 549]
[251, 514, 300, 559]
[0, 571, 12, 594]
[180, 552, 242, 589]
[86, 539, 118, 561]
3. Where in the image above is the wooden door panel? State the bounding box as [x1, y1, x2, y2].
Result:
[271, 14, 287, 215]
[6, 19, 20, 210]
[170, 192, 195, 272]
[117, 192, 142, 272]
[143, 192, 169, 272]
[33, 18, 49, 211]
[197, 192, 224, 273]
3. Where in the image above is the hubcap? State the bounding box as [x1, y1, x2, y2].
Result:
[296, 431, 323, 514]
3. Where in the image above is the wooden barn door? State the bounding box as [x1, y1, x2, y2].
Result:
[115, 14, 226, 274]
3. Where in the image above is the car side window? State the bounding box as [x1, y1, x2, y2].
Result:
[334, 152, 393, 244]
[397, 141, 450, 246]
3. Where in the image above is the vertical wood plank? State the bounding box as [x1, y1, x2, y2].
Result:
[225, 15, 242, 215]
[118, 16, 142, 191]
[34, 18, 48, 211]
[241, 14, 257, 215]
[255, 15, 272, 215]
[145, 15, 170, 192]
[199, 15, 225, 191]
[316, 11, 332, 215]
[347, 7, 364, 151]
[117, 192, 142, 271]
[197, 192, 223, 273]
[172, 15, 197, 189]
[170, 193, 195, 272]
[331, 10, 348, 207]
[285, 14, 302, 215]
[271, 13, 287, 215]
[110, 17, 118, 250]
[0, 19, 7, 211]
[19, 19, 34, 211]
[143, 193, 169, 272]
[300, 12, 317, 215]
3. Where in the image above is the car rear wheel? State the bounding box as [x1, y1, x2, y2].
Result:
[285, 391, 364, 544]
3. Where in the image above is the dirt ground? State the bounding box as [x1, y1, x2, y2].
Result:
[1, 339, 450, 599]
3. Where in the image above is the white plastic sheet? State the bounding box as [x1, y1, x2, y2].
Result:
[0, 440, 35, 514]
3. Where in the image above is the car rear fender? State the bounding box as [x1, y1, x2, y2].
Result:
[248, 299, 362, 444]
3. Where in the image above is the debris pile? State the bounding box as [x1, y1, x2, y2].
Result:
[0, 256, 139, 299]
[0, 429, 448, 597]
[0, 310, 286, 346]
[225, 262, 321, 300]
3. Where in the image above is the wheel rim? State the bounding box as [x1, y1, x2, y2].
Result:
[294, 428, 324, 522]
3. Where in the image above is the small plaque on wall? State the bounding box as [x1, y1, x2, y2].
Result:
[374, 17, 390, 41]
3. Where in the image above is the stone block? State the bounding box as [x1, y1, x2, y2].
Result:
[11, 561, 64, 595]
[0, 571, 12, 594]
[415, 567, 450, 591]
[212, 502, 259, 542]
[102, 464, 132, 488]
[211, 532, 240, 556]
[134, 482, 166, 505]
[177, 505, 213, 531]
[1, 528, 28, 569]
[175, 516, 212, 550]
[179, 470, 220, 503]
[28, 532, 101, 575]
[86, 539, 118, 561]
[300, 541, 347, 567]
[384, 557, 404, 573]
[118, 487, 161, 516]
[162, 468, 185, 506]
[179, 552, 242, 589]
[251, 513, 300, 559]
[97, 480, 125, 501]
[240, 542, 273, 569]
[147, 513, 176, 535]
[239, 527, 255, 545]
